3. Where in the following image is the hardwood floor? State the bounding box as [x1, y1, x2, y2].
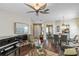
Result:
[26, 48, 58, 56]
[26, 39, 59, 56]
[46, 39, 59, 53]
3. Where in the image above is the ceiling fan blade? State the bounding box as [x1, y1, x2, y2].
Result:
[44, 9, 49, 11]
[40, 11, 49, 14]
[41, 12, 49, 14]
[24, 3, 36, 11]
[39, 3, 47, 10]
[27, 11, 35, 13]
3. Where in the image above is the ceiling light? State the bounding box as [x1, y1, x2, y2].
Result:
[32, 3, 46, 10]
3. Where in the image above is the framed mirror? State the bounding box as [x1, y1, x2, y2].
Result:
[14, 22, 29, 34]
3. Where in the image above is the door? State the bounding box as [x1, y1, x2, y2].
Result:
[33, 24, 42, 39]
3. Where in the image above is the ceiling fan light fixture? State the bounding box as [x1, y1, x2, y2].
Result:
[25, 3, 47, 10]
[24, 3, 49, 16]
[32, 3, 46, 10]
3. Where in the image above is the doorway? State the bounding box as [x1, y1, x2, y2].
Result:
[46, 25, 53, 39]
[33, 24, 42, 39]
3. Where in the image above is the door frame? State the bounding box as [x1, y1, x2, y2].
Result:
[33, 23, 42, 39]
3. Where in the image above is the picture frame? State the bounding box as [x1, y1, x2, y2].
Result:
[14, 22, 29, 34]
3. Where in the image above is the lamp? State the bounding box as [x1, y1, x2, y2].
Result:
[61, 16, 66, 30]
[61, 16, 70, 33]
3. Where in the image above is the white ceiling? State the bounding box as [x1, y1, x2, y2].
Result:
[0, 3, 79, 22]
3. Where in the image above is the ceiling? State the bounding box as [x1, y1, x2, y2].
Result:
[0, 3, 79, 22]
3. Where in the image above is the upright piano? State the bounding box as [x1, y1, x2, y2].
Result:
[0, 36, 19, 56]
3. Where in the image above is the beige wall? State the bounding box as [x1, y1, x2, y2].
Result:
[0, 10, 79, 39]
[53, 19, 79, 38]
[32, 19, 79, 38]
[0, 11, 32, 37]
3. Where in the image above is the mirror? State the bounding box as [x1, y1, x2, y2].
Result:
[14, 22, 29, 34]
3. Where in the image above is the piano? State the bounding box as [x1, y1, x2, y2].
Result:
[0, 36, 19, 56]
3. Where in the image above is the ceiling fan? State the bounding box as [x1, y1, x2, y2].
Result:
[24, 3, 49, 16]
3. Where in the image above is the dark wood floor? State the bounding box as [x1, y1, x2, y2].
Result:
[25, 39, 60, 56]
[46, 39, 59, 53]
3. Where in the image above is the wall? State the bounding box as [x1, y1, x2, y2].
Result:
[53, 19, 78, 38]
[0, 10, 79, 39]
[0, 11, 32, 37]
[65, 20, 78, 38]
[36, 19, 79, 39]
[31, 20, 78, 39]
